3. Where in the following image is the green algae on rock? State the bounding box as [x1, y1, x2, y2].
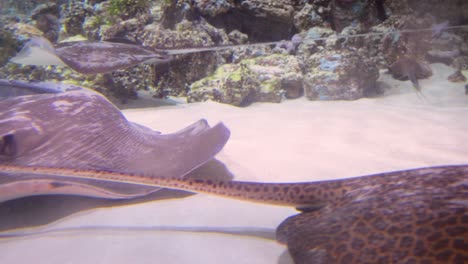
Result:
[188, 54, 303, 106]
[304, 49, 380, 100]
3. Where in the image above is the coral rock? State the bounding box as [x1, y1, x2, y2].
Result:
[188, 54, 303, 106]
[447, 70, 466, 83]
[428, 32, 463, 64]
[304, 49, 379, 100]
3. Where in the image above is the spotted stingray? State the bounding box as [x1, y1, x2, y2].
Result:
[1, 81, 467, 264]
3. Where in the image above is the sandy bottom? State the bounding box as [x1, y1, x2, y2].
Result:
[1, 64, 467, 264]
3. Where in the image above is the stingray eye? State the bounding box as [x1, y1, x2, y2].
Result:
[0, 134, 17, 158]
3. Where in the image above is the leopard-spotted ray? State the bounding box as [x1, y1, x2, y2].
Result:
[1, 163, 466, 263]
[0, 79, 230, 202]
[1, 81, 466, 263]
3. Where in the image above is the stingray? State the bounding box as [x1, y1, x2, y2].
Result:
[1, 82, 466, 263]
[9, 36, 286, 74]
[1, 164, 466, 263]
[0, 79, 230, 202]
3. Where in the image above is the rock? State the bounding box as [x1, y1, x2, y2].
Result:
[188, 64, 255, 106]
[452, 56, 468, 70]
[31, 2, 60, 42]
[295, 27, 332, 70]
[382, 0, 410, 17]
[330, 0, 382, 32]
[293, 4, 326, 31]
[59, 1, 93, 39]
[427, 32, 463, 64]
[4, 22, 43, 40]
[81, 0, 153, 41]
[0, 1, 45, 15]
[238, 0, 295, 23]
[250, 54, 303, 101]
[142, 19, 230, 49]
[188, 54, 303, 106]
[228, 30, 249, 44]
[103, 64, 155, 101]
[381, 15, 434, 66]
[461, 40, 468, 56]
[141, 20, 231, 97]
[272, 34, 302, 55]
[107, 0, 150, 21]
[192, 0, 233, 17]
[3, 0, 467, 105]
[304, 49, 379, 100]
[407, 0, 464, 25]
[162, 0, 296, 41]
[447, 70, 466, 83]
[0, 29, 19, 67]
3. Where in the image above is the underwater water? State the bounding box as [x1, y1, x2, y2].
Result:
[0, 1, 467, 264]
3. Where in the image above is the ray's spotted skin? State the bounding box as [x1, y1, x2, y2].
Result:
[1, 164, 466, 264]
[0, 80, 466, 264]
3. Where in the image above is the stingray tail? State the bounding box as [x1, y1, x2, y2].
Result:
[407, 70, 421, 92]
[409, 74, 428, 102]
[0, 165, 326, 209]
[407, 70, 429, 102]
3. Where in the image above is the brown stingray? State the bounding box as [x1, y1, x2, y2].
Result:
[389, 55, 433, 91]
[1, 164, 466, 264]
[0, 79, 230, 202]
[9, 36, 285, 74]
[54, 40, 172, 74]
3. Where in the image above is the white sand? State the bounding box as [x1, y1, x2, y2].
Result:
[1, 64, 467, 264]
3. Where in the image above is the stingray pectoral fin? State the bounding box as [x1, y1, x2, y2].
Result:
[130, 119, 231, 178]
[9, 37, 66, 66]
[54, 41, 172, 74]
[0, 79, 88, 98]
[10, 46, 66, 66]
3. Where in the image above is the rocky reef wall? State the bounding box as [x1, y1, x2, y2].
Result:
[1, 0, 467, 105]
